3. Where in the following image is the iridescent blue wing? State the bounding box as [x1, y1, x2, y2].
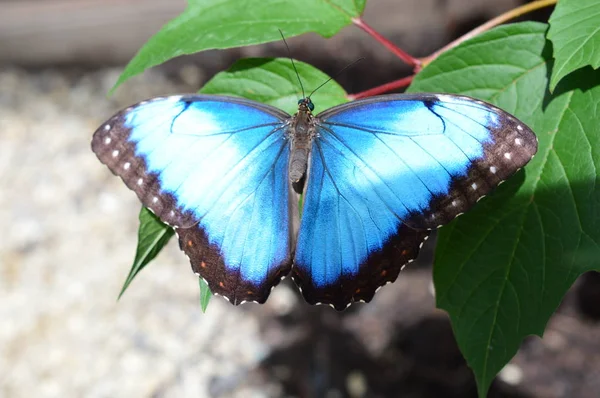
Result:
[293, 93, 537, 309]
[92, 95, 297, 304]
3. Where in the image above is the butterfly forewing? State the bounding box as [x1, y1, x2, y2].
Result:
[92, 95, 296, 304]
[316, 94, 537, 229]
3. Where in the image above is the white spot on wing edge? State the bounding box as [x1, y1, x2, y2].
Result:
[504, 152, 512, 160]
[471, 183, 478, 190]
[103, 124, 110, 131]
[490, 166, 497, 174]
[123, 162, 130, 170]
[517, 125, 523, 131]
[104, 137, 111, 144]
[438, 211, 464, 229]
[152, 196, 159, 203]
[111, 150, 119, 157]
[220, 292, 231, 303]
[137, 178, 143, 186]
[515, 138, 522, 145]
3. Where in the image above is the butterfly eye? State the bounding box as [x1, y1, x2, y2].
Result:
[298, 98, 315, 111]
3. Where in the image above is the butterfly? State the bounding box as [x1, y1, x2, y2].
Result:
[92, 92, 537, 310]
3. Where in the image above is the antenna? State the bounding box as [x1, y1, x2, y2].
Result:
[307, 58, 364, 98]
[279, 30, 306, 99]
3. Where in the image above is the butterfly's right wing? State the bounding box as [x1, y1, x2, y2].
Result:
[293, 94, 536, 310]
[92, 95, 297, 304]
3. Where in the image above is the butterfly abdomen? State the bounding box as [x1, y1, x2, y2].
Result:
[289, 147, 309, 183]
[288, 105, 316, 183]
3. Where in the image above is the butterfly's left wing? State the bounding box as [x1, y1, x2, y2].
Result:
[293, 94, 537, 310]
[92, 95, 297, 305]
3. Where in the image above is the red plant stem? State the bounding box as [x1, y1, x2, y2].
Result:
[352, 17, 421, 69]
[348, 76, 414, 100]
[348, 0, 557, 99]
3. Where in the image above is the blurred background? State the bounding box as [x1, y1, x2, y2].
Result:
[1, 0, 599, 397]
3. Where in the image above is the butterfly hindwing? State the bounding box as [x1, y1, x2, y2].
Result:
[292, 146, 431, 310]
[291, 112, 431, 309]
[293, 94, 537, 309]
[92, 95, 296, 304]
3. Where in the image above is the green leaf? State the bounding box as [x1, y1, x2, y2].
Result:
[118, 207, 175, 299]
[548, 0, 600, 90]
[200, 57, 348, 114]
[199, 278, 212, 312]
[112, 0, 365, 90]
[409, 21, 600, 397]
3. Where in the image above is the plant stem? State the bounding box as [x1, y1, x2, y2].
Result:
[421, 0, 557, 66]
[348, 76, 413, 100]
[349, 0, 556, 99]
[352, 17, 420, 68]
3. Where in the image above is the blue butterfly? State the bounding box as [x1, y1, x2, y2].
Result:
[92, 93, 537, 310]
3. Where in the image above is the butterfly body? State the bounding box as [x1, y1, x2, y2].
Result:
[92, 93, 537, 310]
[287, 98, 317, 184]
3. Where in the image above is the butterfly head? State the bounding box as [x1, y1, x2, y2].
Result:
[298, 98, 315, 113]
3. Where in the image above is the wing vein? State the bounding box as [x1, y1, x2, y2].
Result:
[318, 123, 422, 219]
